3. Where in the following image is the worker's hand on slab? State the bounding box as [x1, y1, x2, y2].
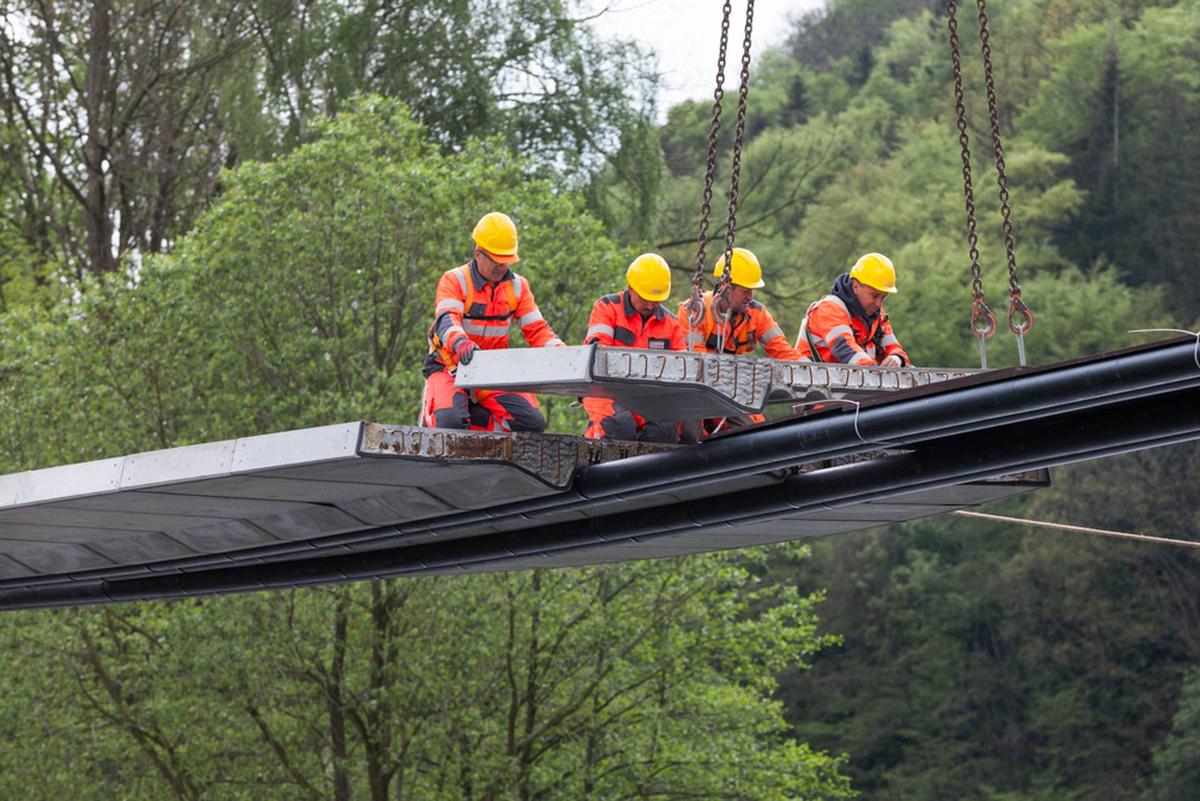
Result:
[881, 354, 903, 368]
[454, 339, 477, 365]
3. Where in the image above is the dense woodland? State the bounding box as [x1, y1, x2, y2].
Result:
[1, 0, 1199, 798]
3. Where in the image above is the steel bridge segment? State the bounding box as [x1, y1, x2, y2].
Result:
[5, 370, 1199, 610]
[453, 344, 980, 418]
[66, 380, 1200, 607]
[8, 373, 1200, 610]
[0, 335, 1195, 609]
[2, 334, 1195, 596]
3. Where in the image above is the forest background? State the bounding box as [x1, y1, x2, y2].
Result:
[1, 0, 1199, 798]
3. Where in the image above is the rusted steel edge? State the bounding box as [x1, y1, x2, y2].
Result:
[358, 424, 675, 489]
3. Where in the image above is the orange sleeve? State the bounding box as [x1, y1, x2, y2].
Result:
[432, 269, 470, 349]
[755, 307, 804, 361]
[513, 276, 564, 348]
[808, 300, 875, 366]
[584, 299, 616, 346]
[879, 316, 909, 365]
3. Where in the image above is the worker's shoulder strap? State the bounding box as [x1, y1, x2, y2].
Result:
[450, 264, 473, 306]
[798, 295, 845, 364]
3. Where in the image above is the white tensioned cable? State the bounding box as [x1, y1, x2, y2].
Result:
[1128, 328, 1200, 370]
[955, 510, 1200, 550]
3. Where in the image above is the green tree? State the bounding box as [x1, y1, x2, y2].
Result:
[1020, 2, 1200, 312]
[0, 557, 851, 800]
[1145, 667, 1200, 800]
[0, 95, 621, 472]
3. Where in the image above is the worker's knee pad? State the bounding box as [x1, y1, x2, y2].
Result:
[432, 392, 472, 429]
[433, 407, 471, 429]
[494, 394, 547, 433]
[640, 419, 679, 444]
[468, 403, 494, 429]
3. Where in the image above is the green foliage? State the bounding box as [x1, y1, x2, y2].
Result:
[638, 2, 1200, 799]
[1019, 1, 1200, 311]
[1, 1, 1198, 799]
[0, 96, 621, 470]
[0, 97, 850, 799]
[1145, 667, 1200, 800]
[0, 557, 850, 800]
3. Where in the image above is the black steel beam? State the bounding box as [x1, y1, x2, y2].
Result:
[2, 383, 1197, 610]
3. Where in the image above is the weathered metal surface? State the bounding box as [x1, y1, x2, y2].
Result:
[360, 424, 673, 488]
[454, 345, 979, 418]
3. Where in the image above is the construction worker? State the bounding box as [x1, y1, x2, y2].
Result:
[680, 247, 803, 360]
[676, 247, 801, 434]
[420, 211, 565, 432]
[796, 252, 909, 367]
[582, 254, 689, 443]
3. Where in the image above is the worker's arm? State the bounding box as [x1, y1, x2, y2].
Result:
[807, 300, 876, 366]
[583, 298, 616, 347]
[514, 276, 566, 347]
[756, 306, 804, 361]
[432, 270, 470, 350]
[878, 315, 909, 366]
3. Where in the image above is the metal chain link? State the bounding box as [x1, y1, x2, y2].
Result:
[947, 0, 996, 369]
[975, 0, 1032, 365]
[714, 0, 755, 353]
[688, 1, 734, 331]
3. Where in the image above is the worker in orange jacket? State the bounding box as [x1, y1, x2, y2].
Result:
[420, 211, 565, 432]
[583, 254, 689, 443]
[676, 247, 801, 434]
[679, 247, 803, 360]
[796, 252, 909, 367]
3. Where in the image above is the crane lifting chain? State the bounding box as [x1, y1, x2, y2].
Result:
[687, 0, 755, 352]
[946, 0, 1033, 368]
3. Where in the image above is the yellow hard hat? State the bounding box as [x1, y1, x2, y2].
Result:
[625, 253, 671, 302]
[713, 247, 765, 289]
[472, 212, 519, 264]
[849, 252, 897, 294]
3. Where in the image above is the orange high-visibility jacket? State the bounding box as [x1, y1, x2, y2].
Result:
[425, 260, 564, 374]
[678, 291, 803, 360]
[585, 291, 686, 351]
[796, 293, 908, 366]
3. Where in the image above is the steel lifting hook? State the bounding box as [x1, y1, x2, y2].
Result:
[970, 298, 998, 370]
[1008, 293, 1033, 367]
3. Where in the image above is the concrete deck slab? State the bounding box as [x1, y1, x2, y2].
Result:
[455, 345, 978, 418]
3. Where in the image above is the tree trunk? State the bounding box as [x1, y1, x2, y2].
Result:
[367, 580, 392, 801]
[84, 0, 115, 276]
[330, 589, 352, 801]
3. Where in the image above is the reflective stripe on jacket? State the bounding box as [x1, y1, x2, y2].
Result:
[426, 260, 563, 373]
[796, 294, 909, 366]
[585, 291, 685, 351]
[677, 291, 803, 360]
